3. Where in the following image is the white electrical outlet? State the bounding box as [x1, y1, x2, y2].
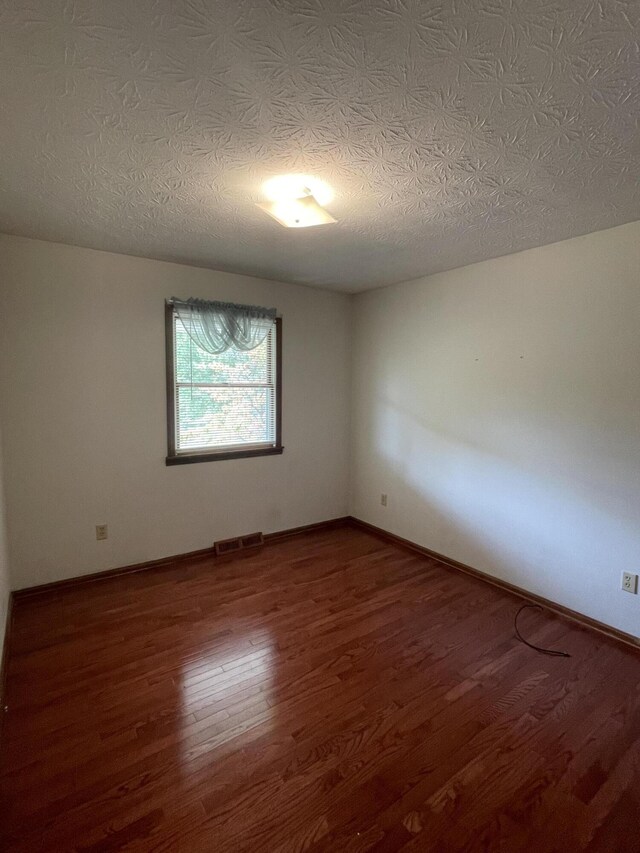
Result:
[96, 524, 108, 541]
[621, 572, 637, 594]
[380, 493, 388, 507]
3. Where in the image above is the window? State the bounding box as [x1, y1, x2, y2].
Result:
[165, 304, 282, 464]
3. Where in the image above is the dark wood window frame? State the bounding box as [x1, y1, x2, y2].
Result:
[165, 303, 283, 465]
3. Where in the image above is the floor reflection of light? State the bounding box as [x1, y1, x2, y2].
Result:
[178, 632, 276, 766]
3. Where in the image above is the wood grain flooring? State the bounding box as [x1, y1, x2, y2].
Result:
[1, 525, 639, 852]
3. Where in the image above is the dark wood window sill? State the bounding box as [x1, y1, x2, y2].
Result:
[166, 446, 284, 466]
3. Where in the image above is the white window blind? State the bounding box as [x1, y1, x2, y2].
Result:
[173, 313, 277, 454]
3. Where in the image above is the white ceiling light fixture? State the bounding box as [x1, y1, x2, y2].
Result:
[262, 175, 333, 206]
[257, 175, 337, 228]
[257, 193, 337, 228]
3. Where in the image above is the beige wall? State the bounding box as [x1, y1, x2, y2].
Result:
[0, 235, 351, 589]
[0, 423, 10, 660]
[351, 221, 640, 638]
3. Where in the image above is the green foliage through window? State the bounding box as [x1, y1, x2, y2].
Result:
[173, 316, 277, 452]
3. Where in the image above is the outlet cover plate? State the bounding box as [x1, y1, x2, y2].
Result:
[621, 572, 638, 594]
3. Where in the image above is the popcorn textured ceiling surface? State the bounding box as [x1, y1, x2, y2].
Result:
[0, 0, 639, 292]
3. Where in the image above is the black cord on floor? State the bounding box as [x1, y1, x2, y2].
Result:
[514, 604, 571, 657]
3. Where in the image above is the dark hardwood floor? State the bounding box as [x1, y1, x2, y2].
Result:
[1, 525, 639, 852]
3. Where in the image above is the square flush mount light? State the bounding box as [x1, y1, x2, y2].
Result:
[257, 193, 337, 228]
[256, 176, 336, 228]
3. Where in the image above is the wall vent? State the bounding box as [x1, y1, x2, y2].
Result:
[240, 532, 265, 550]
[214, 532, 264, 557]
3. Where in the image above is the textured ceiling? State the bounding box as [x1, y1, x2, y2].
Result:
[0, 0, 639, 292]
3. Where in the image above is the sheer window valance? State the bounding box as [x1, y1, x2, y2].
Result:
[170, 298, 277, 353]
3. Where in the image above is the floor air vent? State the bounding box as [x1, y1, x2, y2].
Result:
[214, 532, 264, 557]
[240, 532, 265, 549]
